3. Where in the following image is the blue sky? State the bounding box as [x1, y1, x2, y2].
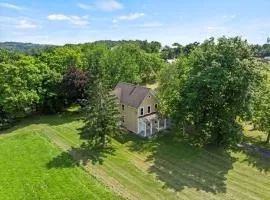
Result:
[0, 0, 269, 45]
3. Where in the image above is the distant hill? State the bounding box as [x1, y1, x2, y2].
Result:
[0, 42, 55, 53]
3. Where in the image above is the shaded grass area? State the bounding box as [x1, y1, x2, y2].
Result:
[238, 123, 270, 172]
[0, 127, 121, 200]
[1, 112, 270, 200]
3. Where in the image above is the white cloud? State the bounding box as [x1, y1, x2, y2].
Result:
[113, 13, 145, 23]
[0, 16, 38, 29]
[47, 14, 88, 26]
[16, 20, 36, 29]
[47, 14, 70, 21]
[77, 3, 93, 10]
[95, 0, 123, 11]
[77, 0, 123, 12]
[0, 2, 23, 10]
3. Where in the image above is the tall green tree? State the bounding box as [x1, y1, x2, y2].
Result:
[0, 56, 49, 116]
[80, 49, 122, 147]
[159, 37, 261, 147]
[39, 45, 82, 73]
[105, 44, 164, 86]
[251, 66, 270, 143]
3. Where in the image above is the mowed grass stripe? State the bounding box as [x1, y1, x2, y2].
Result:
[163, 153, 269, 192]
[148, 149, 269, 199]
[41, 125, 80, 147]
[111, 145, 220, 200]
[9, 114, 268, 200]
[151, 143, 270, 187]
[51, 117, 270, 200]
[39, 124, 155, 199]
[47, 129, 178, 200]
[117, 140, 266, 198]
[36, 125, 139, 200]
[0, 131, 121, 200]
[46, 124, 218, 200]
[42, 123, 188, 200]
[114, 138, 270, 200]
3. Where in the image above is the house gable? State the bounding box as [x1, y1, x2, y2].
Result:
[137, 91, 158, 117]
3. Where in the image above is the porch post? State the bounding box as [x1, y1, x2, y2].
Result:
[144, 122, 147, 137]
[137, 119, 139, 134]
[150, 121, 153, 135]
[164, 119, 167, 129]
[157, 120, 160, 131]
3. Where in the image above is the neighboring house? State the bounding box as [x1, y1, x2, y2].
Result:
[112, 82, 167, 137]
[264, 56, 270, 61]
[166, 59, 177, 64]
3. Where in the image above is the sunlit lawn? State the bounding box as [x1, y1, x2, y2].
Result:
[0, 124, 121, 200]
[0, 112, 269, 200]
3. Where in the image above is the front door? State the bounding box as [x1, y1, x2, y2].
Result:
[139, 120, 145, 134]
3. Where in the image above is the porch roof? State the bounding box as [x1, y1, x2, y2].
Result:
[140, 113, 158, 123]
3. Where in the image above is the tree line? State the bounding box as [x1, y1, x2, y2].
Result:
[1, 38, 269, 147]
[0, 41, 164, 130]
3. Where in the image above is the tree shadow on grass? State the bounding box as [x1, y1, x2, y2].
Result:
[236, 143, 270, 172]
[237, 128, 270, 172]
[240, 151, 270, 172]
[46, 143, 115, 169]
[121, 131, 236, 194]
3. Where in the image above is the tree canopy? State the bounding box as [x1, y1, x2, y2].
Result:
[0, 38, 268, 149]
[159, 37, 262, 147]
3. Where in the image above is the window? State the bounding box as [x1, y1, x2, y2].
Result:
[155, 104, 158, 109]
[148, 106, 151, 113]
[122, 104, 125, 110]
[140, 107, 144, 116]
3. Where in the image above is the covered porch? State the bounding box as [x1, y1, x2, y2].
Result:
[138, 114, 167, 137]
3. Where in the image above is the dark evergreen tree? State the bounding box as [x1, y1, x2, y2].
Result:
[80, 49, 122, 147]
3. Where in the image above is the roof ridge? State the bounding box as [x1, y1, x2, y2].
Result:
[114, 82, 153, 108]
[117, 82, 136, 86]
[117, 82, 151, 90]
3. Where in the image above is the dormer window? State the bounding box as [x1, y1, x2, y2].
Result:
[140, 107, 144, 116]
[148, 106, 151, 113]
[155, 104, 158, 109]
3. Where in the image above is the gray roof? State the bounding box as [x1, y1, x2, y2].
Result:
[113, 82, 151, 108]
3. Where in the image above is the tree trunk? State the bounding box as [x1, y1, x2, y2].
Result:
[266, 132, 270, 144]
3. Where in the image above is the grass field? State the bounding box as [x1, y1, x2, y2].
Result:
[0, 123, 121, 200]
[1, 112, 269, 200]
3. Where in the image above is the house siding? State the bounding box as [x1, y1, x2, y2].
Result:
[121, 104, 138, 133]
[138, 92, 158, 117]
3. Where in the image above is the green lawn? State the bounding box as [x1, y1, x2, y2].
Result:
[0, 123, 121, 200]
[1, 112, 269, 200]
